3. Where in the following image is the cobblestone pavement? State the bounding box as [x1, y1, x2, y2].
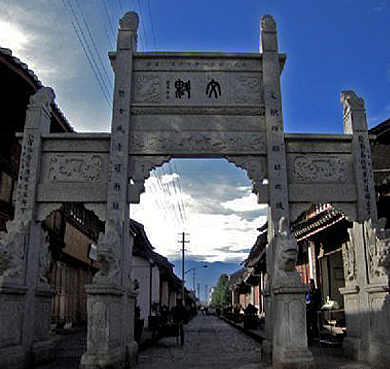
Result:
[136, 314, 262, 369]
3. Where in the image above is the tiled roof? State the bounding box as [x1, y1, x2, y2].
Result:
[0, 46, 74, 132]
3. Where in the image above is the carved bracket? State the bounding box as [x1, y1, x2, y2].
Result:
[128, 155, 170, 203]
[37, 203, 62, 222]
[226, 155, 267, 195]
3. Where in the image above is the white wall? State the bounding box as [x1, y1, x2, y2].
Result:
[133, 256, 162, 326]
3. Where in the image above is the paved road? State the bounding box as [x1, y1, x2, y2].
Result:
[34, 314, 378, 369]
[136, 315, 262, 369]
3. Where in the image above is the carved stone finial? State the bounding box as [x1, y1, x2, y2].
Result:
[261, 14, 277, 31]
[341, 90, 365, 111]
[120, 11, 139, 31]
[29, 87, 55, 112]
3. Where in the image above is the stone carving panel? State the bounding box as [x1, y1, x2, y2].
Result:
[131, 106, 265, 116]
[234, 76, 262, 104]
[133, 57, 262, 72]
[48, 155, 104, 183]
[133, 75, 161, 103]
[130, 131, 265, 155]
[293, 157, 345, 183]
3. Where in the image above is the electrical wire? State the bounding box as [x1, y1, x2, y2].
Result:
[61, 0, 112, 107]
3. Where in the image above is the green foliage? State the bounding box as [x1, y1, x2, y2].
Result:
[211, 273, 232, 308]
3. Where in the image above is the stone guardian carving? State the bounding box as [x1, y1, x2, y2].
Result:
[364, 218, 390, 279]
[0, 220, 29, 280]
[273, 217, 301, 287]
[93, 222, 121, 285]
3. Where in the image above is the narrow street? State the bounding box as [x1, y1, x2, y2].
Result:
[34, 314, 378, 369]
[137, 314, 261, 369]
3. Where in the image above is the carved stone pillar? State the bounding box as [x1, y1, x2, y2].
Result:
[271, 218, 314, 369]
[0, 88, 55, 368]
[340, 91, 390, 367]
[260, 14, 296, 364]
[80, 12, 140, 369]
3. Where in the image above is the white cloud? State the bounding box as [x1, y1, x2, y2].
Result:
[0, 20, 29, 51]
[161, 173, 180, 184]
[221, 193, 267, 212]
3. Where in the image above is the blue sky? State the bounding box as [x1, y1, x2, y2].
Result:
[1, 0, 389, 265]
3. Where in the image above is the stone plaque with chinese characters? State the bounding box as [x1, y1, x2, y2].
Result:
[132, 53, 264, 113]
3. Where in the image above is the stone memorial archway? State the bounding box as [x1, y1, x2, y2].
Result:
[1, 11, 389, 369]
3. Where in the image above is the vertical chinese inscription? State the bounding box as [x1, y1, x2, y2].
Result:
[357, 134, 375, 218]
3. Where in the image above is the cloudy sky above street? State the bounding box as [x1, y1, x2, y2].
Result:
[1, 0, 390, 262]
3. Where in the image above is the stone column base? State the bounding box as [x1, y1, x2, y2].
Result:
[126, 341, 138, 367]
[0, 345, 25, 369]
[32, 339, 56, 366]
[80, 346, 127, 369]
[343, 337, 366, 361]
[273, 345, 315, 369]
[368, 339, 390, 369]
[261, 339, 272, 363]
[80, 284, 138, 369]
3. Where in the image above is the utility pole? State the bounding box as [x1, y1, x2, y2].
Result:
[205, 284, 208, 305]
[179, 232, 189, 305]
[197, 283, 200, 300]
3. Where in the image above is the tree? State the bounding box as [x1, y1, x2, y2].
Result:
[211, 273, 232, 308]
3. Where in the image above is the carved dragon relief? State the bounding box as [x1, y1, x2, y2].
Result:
[226, 156, 267, 195]
[0, 220, 29, 280]
[364, 218, 390, 279]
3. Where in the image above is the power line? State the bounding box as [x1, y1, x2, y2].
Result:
[101, 0, 117, 42]
[146, 0, 157, 50]
[61, 0, 112, 107]
[135, 0, 149, 50]
[118, 0, 124, 13]
[73, 0, 114, 90]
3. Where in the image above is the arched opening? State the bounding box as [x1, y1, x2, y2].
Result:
[131, 158, 268, 325]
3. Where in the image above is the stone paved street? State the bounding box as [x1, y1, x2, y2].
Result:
[34, 314, 380, 369]
[136, 315, 261, 369]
